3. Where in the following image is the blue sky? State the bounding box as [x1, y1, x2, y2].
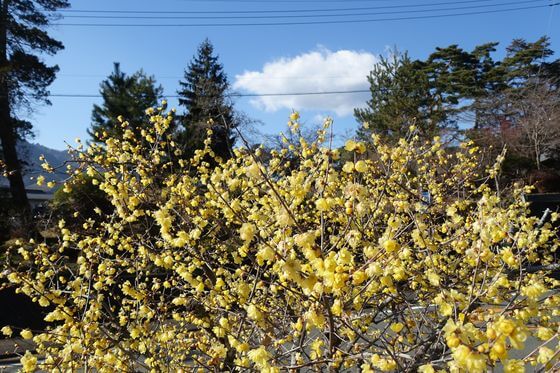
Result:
[30, 0, 559, 150]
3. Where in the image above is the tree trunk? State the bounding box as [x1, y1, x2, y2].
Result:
[0, 105, 29, 210]
[0, 0, 30, 212]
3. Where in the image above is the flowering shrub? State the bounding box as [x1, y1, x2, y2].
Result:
[2, 106, 559, 372]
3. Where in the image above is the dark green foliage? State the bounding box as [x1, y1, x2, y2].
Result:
[467, 38, 560, 172]
[89, 63, 163, 143]
[355, 52, 453, 142]
[499, 37, 555, 87]
[0, 0, 69, 211]
[3, 0, 68, 109]
[177, 39, 238, 160]
[355, 36, 560, 189]
[356, 37, 559, 146]
[464, 37, 558, 129]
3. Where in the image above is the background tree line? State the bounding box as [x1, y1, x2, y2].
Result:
[0, 0, 559, 225]
[0, 0, 239, 238]
[49, 38, 241, 231]
[355, 37, 560, 189]
[90, 38, 239, 162]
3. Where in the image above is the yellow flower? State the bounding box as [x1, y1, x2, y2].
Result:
[239, 223, 256, 242]
[382, 239, 399, 253]
[501, 249, 517, 267]
[490, 339, 507, 361]
[537, 346, 555, 365]
[247, 346, 271, 369]
[361, 362, 374, 373]
[20, 329, 33, 340]
[355, 142, 366, 154]
[1, 326, 12, 337]
[305, 308, 325, 328]
[354, 160, 367, 173]
[290, 111, 300, 121]
[315, 198, 330, 212]
[344, 139, 357, 152]
[536, 327, 554, 341]
[452, 345, 487, 373]
[342, 162, 355, 173]
[510, 328, 527, 350]
[247, 304, 263, 321]
[370, 354, 397, 372]
[246, 162, 261, 179]
[276, 208, 294, 226]
[427, 270, 441, 286]
[495, 318, 516, 336]
[20, 351, 37, 372]
[331, 299, 343, 316]
[390, 322, 404, 333]
[352, 270, 367, 285]
[36, 175, 45, 186]
[503, 359, 524, 373]
[447, 335, 460, 348]
[257, 246, 276, 265]
[38, 296, 49, 307]
[521, 281, 547, 300]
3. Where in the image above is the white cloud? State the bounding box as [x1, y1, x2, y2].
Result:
[233, 48, 377, 116]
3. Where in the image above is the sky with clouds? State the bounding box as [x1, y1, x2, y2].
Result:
[233, 48, 376, 116]
[28, 0, 559, 150]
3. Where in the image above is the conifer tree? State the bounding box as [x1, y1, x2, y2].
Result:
[354, 52, 450, 142]
[177, 39, 238, 160]
[89, 63, 163, 143]
[356, 37, 559, 144]
[0, 0, 69, 211]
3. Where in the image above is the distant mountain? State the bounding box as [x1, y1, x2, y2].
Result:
[1, 141, 70, 190]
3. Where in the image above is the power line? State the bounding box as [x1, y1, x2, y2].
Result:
[59, 74, 184, 79]
[57, 0, 510, 15]
[49, 90, 371, 98]
[175, 0, 469, 2]
[58, 73, 361, 80]
[58, 0, 544, 20]
[55, 3, 558, 27]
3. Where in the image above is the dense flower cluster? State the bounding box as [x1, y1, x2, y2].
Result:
[2, 106, 559, 372]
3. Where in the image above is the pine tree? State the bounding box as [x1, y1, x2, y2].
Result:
[500, 37, 555, 87]
[177, 39, 238, 160]
[0, 0, 69, 211]
[89, 62, 163, 143]
[354, 52, 450, 142]
[356, 38, 560, 144]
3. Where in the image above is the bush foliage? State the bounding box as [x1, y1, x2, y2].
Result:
[2, 107, 559, 372]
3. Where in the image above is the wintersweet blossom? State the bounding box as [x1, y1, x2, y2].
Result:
[1, 108, 558, 372]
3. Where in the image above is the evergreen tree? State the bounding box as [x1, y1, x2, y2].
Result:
[89, 63, 163, 143]
[467, 38, 560, 174]
[177, 39, 238, 160]
[472, 37, 559, 132]
[0, 0, 69, 211]
[499, 37, 555, 87]
[356, 37, 559, 145]
[355, 52, 452, 142]
[423, 43, 501, 130]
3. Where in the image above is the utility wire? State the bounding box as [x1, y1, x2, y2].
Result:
[49, 90, 371, 98]
[57, 0, 514, 15]
[58, 0, 544, 20]
[56, 3, 558, 27]
[58, 74, 359, 80]
[175, 0, 467, 2]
